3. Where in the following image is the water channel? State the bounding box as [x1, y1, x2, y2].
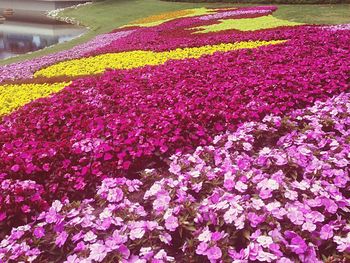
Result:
[0, 0, 87, 60]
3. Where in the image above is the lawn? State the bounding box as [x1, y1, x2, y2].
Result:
[0, 0, 349, 65]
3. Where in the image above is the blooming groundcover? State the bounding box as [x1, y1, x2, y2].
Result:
[0, 5, 349, 262]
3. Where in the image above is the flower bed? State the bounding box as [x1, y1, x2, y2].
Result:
[1, 92, 350, 262]
[0, 5, 349, 261]
[35, 40, 285, 78]
[0, 82, 70, 117]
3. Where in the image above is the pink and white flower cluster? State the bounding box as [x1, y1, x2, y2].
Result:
[199, 6, 276, 21]
[1, 92, 350, 262]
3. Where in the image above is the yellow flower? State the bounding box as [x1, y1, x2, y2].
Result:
[0, 82, 70, 117]
[193, 15, 304, 33]
[35, 40, 286, 78]
[122, 8, 211, 28]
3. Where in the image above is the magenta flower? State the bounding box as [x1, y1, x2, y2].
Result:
[11, 164, 20, 172]
[33, 227, 45, 239]
[289, 235, 307, 255]
[118, 244, 130, 258]
[247, 212, 265, 227]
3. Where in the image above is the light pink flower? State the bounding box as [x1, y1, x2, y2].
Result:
[165, 215, 179, 232]
[55, 231, 68, 248]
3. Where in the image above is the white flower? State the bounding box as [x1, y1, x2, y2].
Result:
[198, 227, 212, 242]
[266, 179, 279, 190]
[189, 170, 201, 178]
[266, 201, 281, 212]
[251, 199, 265, 210]
[259, 147, 271, 155]
[243, 142, 253, 151]
[257, 251, 277, 262]
[99, 208, 112, 220]
[302, 221, 316, 232]
[84, 231, 97, 243]
[235, 181, 248, 193]
[52, 200, 63, 212]
[256, 236, 273, 248]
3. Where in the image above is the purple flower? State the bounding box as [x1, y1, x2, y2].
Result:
[247, 212, 265, 227]
[289, 235, 307, 255]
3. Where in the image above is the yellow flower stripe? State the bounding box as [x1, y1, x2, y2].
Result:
[35, 40, 286, 78]
[0, 82, 70, 117]
[126, 9, 194, 25]
[122, 8, 212, 28]
[193, 15, 304, 33]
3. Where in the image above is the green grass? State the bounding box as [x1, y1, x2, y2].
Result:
[274, 4, 350, 24]
[1, 0, 349, 66]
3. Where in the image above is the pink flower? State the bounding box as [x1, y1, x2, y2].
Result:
[52, 200, 63, 212]
[153, 192, 171, 212]
[235, 181, 248, 193]
[206, 246, 222, 261]
[287, 210, 304, 225]
[21, 205, 31, 214]
[212, 231, 224, 242]
[74, 241, 86, 252]
[55, 231, 68, 248]
[196, 242, 208, 255]
[247, 212, 265, 227]
[107, 187, 124, 203]
[256, 236, 273, 248]
[302, 221, 316, 232]
[89, 243, 107, 262]
[165, 215, 179, 232]
[83, 231, 97, 243]
[159, 232, 172, 245]
[64, 254, 79, 263]
[257, 251, 277, 262]
[129, 226, 145, 240]
[320, 224, 333, 240]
